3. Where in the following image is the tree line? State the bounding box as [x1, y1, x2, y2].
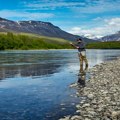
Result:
[0, 32, 120, 50]
[0, 32, 72, 50]
[86, 41, 120, 49]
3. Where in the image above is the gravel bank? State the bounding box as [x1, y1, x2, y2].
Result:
[60, 58, 120, 120]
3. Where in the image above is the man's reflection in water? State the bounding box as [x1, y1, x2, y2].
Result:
[76, 66, 88, 97]
[77, 65, 88, 87]
[77, 69, 86, 87]
[69, 65, 88, 97]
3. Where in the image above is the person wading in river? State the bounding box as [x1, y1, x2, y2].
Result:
[70, 38, 88, 71]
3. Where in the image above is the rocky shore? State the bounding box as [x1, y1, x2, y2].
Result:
[60, 58, 120, 120]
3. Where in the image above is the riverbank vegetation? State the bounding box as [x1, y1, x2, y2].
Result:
[86, 41, 120, 49]
[0, 32, 120, 50]
[0, 32, 72, 50]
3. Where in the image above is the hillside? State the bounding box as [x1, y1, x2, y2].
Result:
[0, 32, 73, 50]
[86, 41, 120, 49]
[0, 17, 95, 43]
[98, 31, 120, 42]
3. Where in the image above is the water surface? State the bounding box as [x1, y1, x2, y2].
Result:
[0, 49, 120, 120]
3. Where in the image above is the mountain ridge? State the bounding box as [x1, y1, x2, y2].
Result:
[0, 17, 95, 43]
[98, 31, 120, 41]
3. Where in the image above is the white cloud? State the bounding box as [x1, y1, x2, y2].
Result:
[23, 0, 120, 15]
[24, 1, 85, 10]
[0, 10, 54, 20]
[82, 33, 103, 39]
[104, 18, 120, 26]
[72, 0, 120, 13]
[68, 17, 120, 37]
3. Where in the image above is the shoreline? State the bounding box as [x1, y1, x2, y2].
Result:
[1, 49, 120, 51]
[60, 58, 120, 120]
[0, 49, 96, 51]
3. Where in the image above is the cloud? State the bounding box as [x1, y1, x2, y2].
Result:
[24, 1, 85, 10]
[68, 17, 120, 37]
[0, 10, 54, 20]
[24, 0, 120, 13]
[104, 18, 120, 26]
[72, 0, 120, 13]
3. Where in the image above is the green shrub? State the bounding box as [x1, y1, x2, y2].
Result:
[86, 41, 120, 49]
[0, 32, 72, 50]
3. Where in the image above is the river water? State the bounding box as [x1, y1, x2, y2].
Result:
[0, 49, 120, 120]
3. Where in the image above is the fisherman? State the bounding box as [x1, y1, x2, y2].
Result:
[70, 38, 88, 70]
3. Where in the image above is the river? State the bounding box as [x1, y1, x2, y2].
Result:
[0, 49, 120, 120]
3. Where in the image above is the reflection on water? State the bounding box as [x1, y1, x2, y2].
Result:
[0, 63, 61, 80]
[77, 66, 87, 87]
[0, 50, 73, 80]
[0, 50, 120, 120]
[70, 66, 87, 97]
[87, 49, 120, 68]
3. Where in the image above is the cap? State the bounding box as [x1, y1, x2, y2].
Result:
[77, 38, 82, 41]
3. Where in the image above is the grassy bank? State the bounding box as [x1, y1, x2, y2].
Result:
[0, 32, 120, 50]
[86, 41, 120, 49]
[0, 32, 72, 50]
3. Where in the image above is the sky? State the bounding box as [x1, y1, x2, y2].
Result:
[0, 0, 120, 38]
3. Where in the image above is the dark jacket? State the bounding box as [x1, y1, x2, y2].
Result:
[76, 42, 86, 52]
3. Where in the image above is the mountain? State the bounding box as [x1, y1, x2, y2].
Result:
[0, 17, 95, 43]
[98, 31, 120, 42]
[82, 34, 103, 40]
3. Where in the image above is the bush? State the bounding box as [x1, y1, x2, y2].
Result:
[86, 41, 120, 49]
[0, 32, 72, 50]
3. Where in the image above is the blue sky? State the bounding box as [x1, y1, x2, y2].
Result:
[0, 0, 120, 37]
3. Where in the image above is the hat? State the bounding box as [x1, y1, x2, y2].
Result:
[77, 38, 82, 41]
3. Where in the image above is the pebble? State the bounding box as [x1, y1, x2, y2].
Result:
[84, 118, 91, 120]
[112, 111, 120, 118]
[82, 103, 90, 108]
[71, 115, 82, 120]
[59, 116, 71, 120]
[87, 94, 94, 99]
[60, 58, 120, 120]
